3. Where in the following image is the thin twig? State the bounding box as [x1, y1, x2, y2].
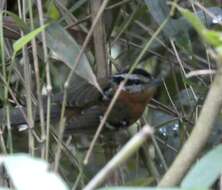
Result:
[36, 0, 51, 161]
[0, 7, 13, 153]
[28, 0, 46, 159]
[84, 81, 125, 164]
[84, 125, 153, 190]
[54, 118, 66, 172]
[18, 0, 35, 155]
[84, 16, 169, 164]
[186, 69, 216, 78]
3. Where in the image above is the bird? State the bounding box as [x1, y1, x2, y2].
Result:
[60, 68, 161, 133]
[0, 68, 161, 133]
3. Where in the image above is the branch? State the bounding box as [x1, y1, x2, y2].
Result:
[158, 65, 222, 186]
[90, 0, 108, 78]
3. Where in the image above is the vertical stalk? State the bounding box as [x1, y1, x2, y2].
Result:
[90, 0, 108, 78]
[28, 0, 46, 158]
[0, 8, 11, 154]
[36, 0, 51, 161]
[18, 0, 35, 155]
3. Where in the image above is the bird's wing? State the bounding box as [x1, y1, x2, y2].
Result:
[65, 105, 103, 133]
[52, 76, 110, 109]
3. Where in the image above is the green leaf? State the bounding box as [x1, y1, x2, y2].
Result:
[176, 6, 222, 51]
[175, 32, 193, 54]
[45, 22, 101, 92]
[181, 144, 222, 188]
[13, 23, 49, 55]
[201, 29, 222, 47]
[47, 0, 60, 20]
[177, 6, 205, 34]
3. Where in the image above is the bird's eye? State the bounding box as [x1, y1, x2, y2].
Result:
[125, 79, 144, 86]
[134, 80, 140, 84]
[112, 76, 124, 84]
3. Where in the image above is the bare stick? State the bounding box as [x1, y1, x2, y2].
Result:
[84, 125, 153, 190]
[91, 0, 108, 78]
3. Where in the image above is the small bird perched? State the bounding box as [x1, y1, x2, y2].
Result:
[0, 68, 161, 133]
[61, 68, 161, 132]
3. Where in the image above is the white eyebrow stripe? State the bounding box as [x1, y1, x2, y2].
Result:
[123, 84, 144, 92]
[113, 74, 152, 82]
